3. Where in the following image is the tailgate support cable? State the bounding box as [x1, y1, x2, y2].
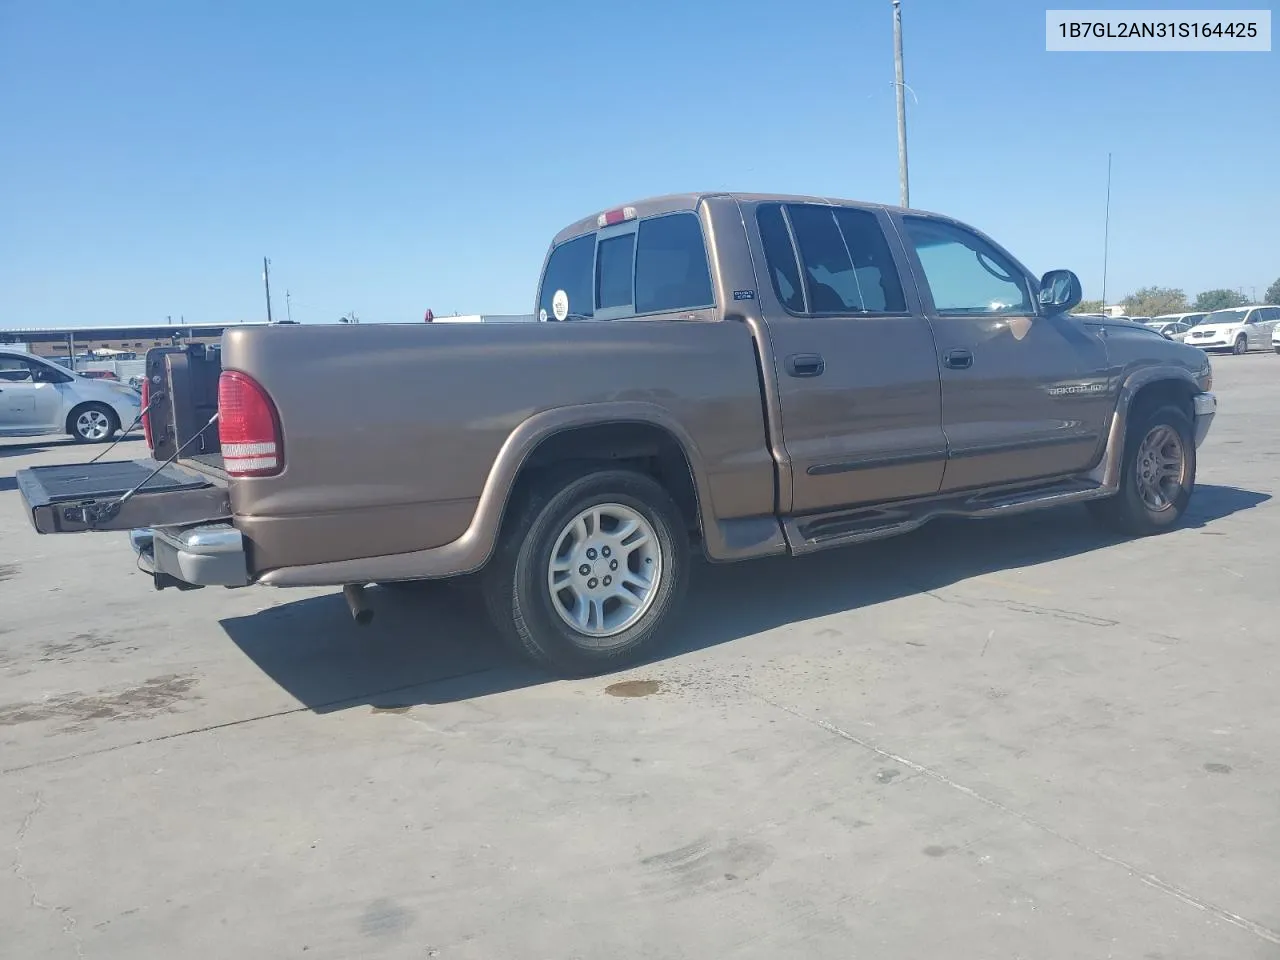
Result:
[70, 412, 221, 529]
[89, 389, 167, 464]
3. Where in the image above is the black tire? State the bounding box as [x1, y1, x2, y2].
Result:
[1087, 404, 1196, 536]
[67, 402, 119, 444]
[1273, 345, 1280, 354]
[482, 469, 689, 676]
[1233, 335, 1248, 355]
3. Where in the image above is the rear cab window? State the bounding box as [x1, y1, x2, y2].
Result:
[537, 210, 715, 322]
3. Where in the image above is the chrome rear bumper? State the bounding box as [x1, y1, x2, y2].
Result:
[131, 523, 250, 589]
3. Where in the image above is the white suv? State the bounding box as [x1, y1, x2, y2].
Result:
[1185, 305, 1280, 355]
[0, 350, 142, 442]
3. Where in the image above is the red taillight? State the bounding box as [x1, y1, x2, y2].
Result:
[218, 371, 282, 477]
[140, 377, 154, 448]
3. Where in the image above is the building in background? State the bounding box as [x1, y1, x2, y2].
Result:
[0, 323, 235, 360]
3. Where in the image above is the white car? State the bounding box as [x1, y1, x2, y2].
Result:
[1147, 320, 1191, 342]
[1274, 322, 1280, 354]
[1152, 311, 1207, 330]
[0, 350, 142, 443]
[1184, 305, 1280, 355]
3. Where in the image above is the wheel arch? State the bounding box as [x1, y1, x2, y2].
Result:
[1089, 368, 1201, 490]
[257, 402, 784, 588]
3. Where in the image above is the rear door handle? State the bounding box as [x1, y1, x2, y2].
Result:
[944, 349, 973, 370]
[785, 353, 825, 378]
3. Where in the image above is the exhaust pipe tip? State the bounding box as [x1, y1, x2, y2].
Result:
[343, 583, 374, 626]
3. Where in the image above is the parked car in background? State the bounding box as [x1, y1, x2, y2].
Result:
[14, 191, 1216, 675]
[1154, 312, 1207, 329]
[1185, 305, 1280, 354]
[0, 349, 142, 442]
[1273, 322, 1280, 354]
[1129, 316, 1154, 325]
[1148, 320, 1191, 342]
[78, 370, 120, 381]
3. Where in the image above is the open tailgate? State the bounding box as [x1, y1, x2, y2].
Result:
[16, 459, 231, 534]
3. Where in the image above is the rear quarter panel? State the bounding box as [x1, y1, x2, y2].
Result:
[220, 322, 775, 572]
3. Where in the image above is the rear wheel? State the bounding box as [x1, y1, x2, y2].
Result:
[1087, 404, 1195, 536]
[1233, 335, 1248, 355]
[482, 469, 689, 676]
[68, 403, 119, 443]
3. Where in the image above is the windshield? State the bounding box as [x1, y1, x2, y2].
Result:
[1206, 309, 1248, 325]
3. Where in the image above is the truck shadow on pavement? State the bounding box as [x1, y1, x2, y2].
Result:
[220, 483, 1268, 712]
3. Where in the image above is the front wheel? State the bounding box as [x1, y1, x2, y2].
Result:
[1233, 335, 1248, 355]
[69, 403, 119, 443]
[1087, 404, 1196, 536]
[482, 470, 689, 676]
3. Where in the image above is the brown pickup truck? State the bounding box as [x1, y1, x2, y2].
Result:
[16, 192, 1217, 675]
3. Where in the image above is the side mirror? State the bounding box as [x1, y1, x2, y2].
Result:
[1038, 269, 1082, 313]
[33, 367, 63, 384]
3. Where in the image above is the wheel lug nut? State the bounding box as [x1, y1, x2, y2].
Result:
[579, 564, 591, 576]
[602, 546, 611, 557]
[587, 577, 598, 589]
[609, 559, 618, 571]
[586, 548, 597, 560]
[603, 575, 612, 586]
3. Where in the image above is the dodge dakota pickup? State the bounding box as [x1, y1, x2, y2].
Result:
[15, 192, 1217, 675]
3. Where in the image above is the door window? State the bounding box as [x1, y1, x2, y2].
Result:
[0, 356, 37, 382]
[757, 204, 906, 314]
[903, 217, 1032, 316]
[756, 204, 806, 312]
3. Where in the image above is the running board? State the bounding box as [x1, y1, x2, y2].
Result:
[784, 476, 1114, 556]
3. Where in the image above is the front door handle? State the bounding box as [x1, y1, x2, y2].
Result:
[944, 349, 973, 370]
[785, 353, 825, 378]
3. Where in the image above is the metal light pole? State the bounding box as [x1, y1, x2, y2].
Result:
[893, 0, 910, 208]
[286, 289, 293, 323]
[1101, 153, 1112, 308]
[263, 257, 274, 323]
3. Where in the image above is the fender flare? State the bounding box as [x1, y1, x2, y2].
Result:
[259, 402, 728, 587]
[1087, 365, 1202, 489]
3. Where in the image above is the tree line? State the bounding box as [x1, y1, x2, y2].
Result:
[1073, 276, 1280, 316]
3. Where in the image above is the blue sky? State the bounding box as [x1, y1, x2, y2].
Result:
[1, 0, 1275, 328]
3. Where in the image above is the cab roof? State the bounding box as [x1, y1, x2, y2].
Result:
[551, 192, 909, 246]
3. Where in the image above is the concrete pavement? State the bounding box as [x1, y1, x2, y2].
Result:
[3, 354, 1279, 959]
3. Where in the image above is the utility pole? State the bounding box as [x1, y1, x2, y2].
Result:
[892, 0, 910, 208]
[1101, 152, 1112, 308]
[286, 289, 293, 323]
[263, 257, 274, 323]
